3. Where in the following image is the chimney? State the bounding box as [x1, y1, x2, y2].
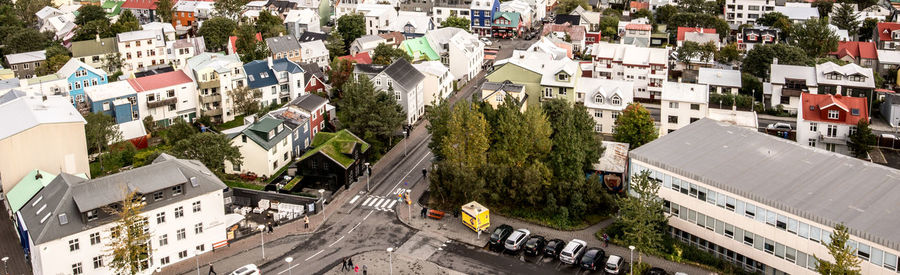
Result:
[35, 171, 42, 180]
[267, 56, 273, 67]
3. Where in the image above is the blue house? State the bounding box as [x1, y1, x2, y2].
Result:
[266, 106, 312, 156]
[244, 58, 305, 107]
[84, 81, 139, 124]
[57, 59, 108, 107]
[470, 0, 500, 37]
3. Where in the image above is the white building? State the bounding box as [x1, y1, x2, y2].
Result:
[724, 0, 776, 26]
[357, 59, 427, 125]
[814, 62, 875, 95]
[412, 61, 455, 105]
[184, 53, 246, 123]
[388, 11, 435, 38]
[117, 29, 169, 76]
[773, 3, 819, 24]
[127, 70, 200, 126]
[299, 40, 330, 70]
[698, 68, 742, 95]
[579, 78, 633, 134]
[431, 0, 472, 26]
[630, 118, 900, 275]
[500, 0, 534, 28]
[591, 42, 668, 100]
[765, 62, 818, 113]
[424, 27, 485, 82]
[284, 9, 322, 37]
[166, 36, 206, 70]
[356, 4, 398, 36]
[660, 81, 709, 135]
[142, 22, 176, 42]
[226, 117, 295, 177]
[18, 154, 228, 275]
[796, 93, 869, 155]
[350, 35, 387, 55]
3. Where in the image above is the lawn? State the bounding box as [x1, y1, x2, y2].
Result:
[223, 179, 266, 190]
[217, 115, 247, 130]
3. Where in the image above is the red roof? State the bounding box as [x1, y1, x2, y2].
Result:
[228, 33, 263, 54]
[127, 70, 194, 92]
[630, 1, 649, 10]
[121, 0, 158, 10]
[676, 27, 716, 41]
[801, 93, 868, 125]
[877, 22, 900, 42]
[625, 24, 651, 31]
[830, 41, 877, 60]
[337, 52, 372, 64]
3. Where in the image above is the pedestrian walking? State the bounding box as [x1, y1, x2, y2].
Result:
[341, 258, 348, 271]
[602, 233, 609, 247]
[304, 215, 310, 229]
[421, 207, 427, 219]
[348, 257, 353, 269]
[363, 265, 367, 275]
[208, 263, 217, 275]
[267, 222, 274, 234]
[422, 169, 427, 179]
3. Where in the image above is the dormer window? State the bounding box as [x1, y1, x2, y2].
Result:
[612, 96, 621, 105]
[86, 210, 98, 221]
[851, 108, 860, 116]
[557, 73, 568, 81]
[849, 75, 865, 82]
[828, 110, 839, 119]
[826, 73, 842, 80]
[594, 94, 604, 104]
[747, 33, 758, 41]
[268, 130, 275, 139]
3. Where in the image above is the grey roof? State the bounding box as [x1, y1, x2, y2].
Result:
[0, 78, 21, 90]
[71, 37, 117, 58]
[354, 63, 387, 76]
[0, 90, 85, 140]
[289, 93, 328, 112]
[630, 119, 900, 251]
[265, 35, 301, 53]
[272, 58, 303, 74]
[480, 80, 525, 99]
[298, 31, 328, 42]
[299, 62, 324, 82]
[698, 68, 742, 88]
[381, 58, 425, 91]
[19, 154, 226, 245]
[5, 50, 46, 64]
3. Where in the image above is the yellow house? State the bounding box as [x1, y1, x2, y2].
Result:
[480, 80, 528, 112]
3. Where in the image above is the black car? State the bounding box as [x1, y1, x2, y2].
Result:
[580, 247, 606, 271]
[488, 224, 514, 251]
[643, 267, 667, 275]
[523, 235, 546, 256]
[543, 239, 566, 258]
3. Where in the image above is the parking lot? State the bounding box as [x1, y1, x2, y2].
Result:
[429, 241, 629, 275]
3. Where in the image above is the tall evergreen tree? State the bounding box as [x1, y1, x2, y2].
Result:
[431, 101, 490, 206]
[336, 14, 366, 48]
[326, 29, 346, 60]
[213, 0, 248, 20]
[111, 10, 142, 34]
[336, 75, 405, 153]
[831, 3, 860, 36]
[255, 11, 286, 38]
[105, 191, 153, 275]
[425, 98, 452, 161]
[849, 120, 876, 159]
[815, 224, 863, 275]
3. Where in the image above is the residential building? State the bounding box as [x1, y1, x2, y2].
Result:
[299, 63, 329, 96]
[121, 0, 159, 24]
[227, 117, 294, 177]
[569, 7, 601, 45]
[117, 29, 168, 76]
[0, 90, 90, 195]
[591, 42, 668, 100]
[500, 0, 534, 29]
[266, 35, 303, 64]
[773, 3, 818, 24]
[829, 41, 878, 68]
[401, 36, 440, 62]
[423, 27, 485, 82]
[796, 93, 868, 155]
[243, 58, 306, 107]
[266, 106, 312, 155]
[19, 154, 227, 275]
[4, 169, 61, 219]
[184, 53, 245, 123]
[167, 36, 207, 70]
[622, 23, 652, 48]
[5, 50, 45, 79]
[359, 59, 426, 125]
[470, 0, 500, 37]
[288, 93, 330, 140]
[388, 11, 435, 39]
[579, 78, 633, 134]
[267, 0, 301, 17]
[766, 62, 818, 113]
[399, 0, 434, 13]
[676, 27, 717, 48]
[127, 70, 199, 126]
[736, 27, 777, 51]
[491, 50, 581, 104]
[629, 118, 900, 275]
[284, 9, 321, 37]
[84, 81, 139, 124]
[339, 52, 373, 65]
[17, 75, 69, 99]
[554, 14, 580, 25]
[877, 49, 900, 77]
[57, 59, 109, 108]
[296, 129, 369, 190]
[356, 4, 398, 36]
[143, 22, 176, 41]
[71, 37, 119, 73]
[660, 81, 709, 135]
[173, 0, 214, 29]
[875, 22, 900, 50]
[541, 23, 586, 52]
[432, 0, 472, 26]
[527, 36, 571, 59]
[350, 35, 387, 56]
[698, 68, 742, 95]
[724, 0, 776, 26]
[815, 62, 875, 98]
[334, 0, 361, 19]
[413, 61, 455, 106]
[299, 40, 329, 70]
[491, 11, 523, 39]
[379, 32, 406, 48]
[480, 80, 527, 111]
[880, 93, 900, 127]
[36, 7, 76, 47]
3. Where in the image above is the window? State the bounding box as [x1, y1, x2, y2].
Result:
[810, 122, 817, 132]
[175, 206, 184, 218]
[668, 116, 678, 124]
[178, 250, 188, 259]
[195, 222, 203, 234]
[72, 263, 83, 275]
[543, 87, 553, 98]
[160, 257, 170, 265]
[690, 104, 700, 110]
[89, 232, 101, 245]
[93, 256, 103, 269]
[87, 210, 98, 221]
[69, 238, 80, 251]
[394, 91, 401, 100]
[557, 73, 568, 81]
[595, 111, 602, 118]
[808, 138, 817, 147]
[153, 191, 163, 201]
[193, 201, 201, 213]
[594, 95, 604, 103]
[826, 125, 838, 137]
[858, 243, 871, 260]
[156, 212, 166, 224]
[172, 185, 183, 195]
[669, 102, 679, 108]
[167, 90, 175, 97]
[828, 110, 839, 119]
[611, 97, 620, 105]
[809, 226, 821, 243]
[177, 228, 186, 240]
[159, 234, 168, 246]
[850, 126, 857, 136]
[764, 239, 774, 254]
[595, 125, 602, 132]
[196, 244, 205, 252]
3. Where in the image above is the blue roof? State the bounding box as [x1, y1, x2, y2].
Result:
[272, 58, 304, 74]
[243, 60, 278, 89]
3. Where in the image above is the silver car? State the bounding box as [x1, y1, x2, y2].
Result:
[559, 239, 587, 264]
[503, 229, 531, 252]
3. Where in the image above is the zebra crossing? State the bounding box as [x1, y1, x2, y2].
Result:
[355, 188, 410, 212]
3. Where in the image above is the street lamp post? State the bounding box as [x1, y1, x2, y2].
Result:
[403, 130, 408, 156]
[387, 247, 394, 275]
[195, 248, 202, 275]
[318, 189, 326, 212]
[629, 245, 635, 275]
[365, 162, 371, 192]
[258, 224, 266, 260]
[284, 257, 294, 275]
[2, 256, 9, 275]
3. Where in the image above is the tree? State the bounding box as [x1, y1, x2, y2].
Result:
[336, 75, 405, 152]
[104, 191, 152, 275]
[598, 16, 619, 40]
[632, 8, 652, 20]
[614, 170, 668, 266]
[654, 5, 679, 25]
[228, 86, 261, 115]
[555, 0, 590, 14]
[742, 44, 809, 78]
[741, 72, 764, 99]
[613, 103, 657, 148]
[678, 0, 718, 14]
[326, 29, 346, 60]
[756, 12, 788, 27]
[859, 18, 879, 41]
[74, 19, 113, 41]
[337, 14, 366, 49]
[169, 132, 242, 173]
[852, 0, 877, 11]
[104, 52, 124, 74]
[431, 101, 490, 206]
[327, 57, 355, 98]
[849, 120, 876, 159]
[155, 0, 174, 23]
[543, 99, 602, 182]
[426, 98, 452, 161]
[76, 5, 108, 26]
[675, 41, 701, 67]
[84, 112, 123, 173]
[715, 43, 741, 64]
[440, 16, 471, 31]
[111, 10, 142, 34]
[36, 54, 70, 76]
[789, 18, 839, 58]
[371, 43, 412, 65]
[198, 17, 238, 51]
[3, 28, 50, 54]
[13, 0, 50, 25]
[831, 3, 860, 36]
[213, 0, 248, 20]
[484, 98, 553, 206]
[255, 11, 286, 38]
[815, 224, 863, 275]
[235, 25, 270, 63]
[666, 13, 730, 39]
[165, 119, 197, 145]
[813, 0, 833, 18]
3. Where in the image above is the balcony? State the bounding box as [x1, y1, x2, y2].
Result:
[198, 80, 220, 90]
[202, 108, 223, 117]
[147, 98, 177, 108]
[819, 135, 847, 145]
[200, 94, 222, 104]
[781, 88, 805, 97]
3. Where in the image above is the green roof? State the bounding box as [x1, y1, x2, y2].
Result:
[26, 74, 60, 85]
[233, 117, 291, 151]
[6, 170, 55, 213]
[103, 1, 123, 16]
[401, 37, 439, 61]
[492, 12, 520, 28]
[71, 37, 118, 58]
[298, 129, 370, 168]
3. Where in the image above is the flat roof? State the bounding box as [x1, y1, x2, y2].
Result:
[630, 119, 900, 251]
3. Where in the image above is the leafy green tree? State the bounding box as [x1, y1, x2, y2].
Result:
[104, 52, 124, 74]
[666, 13, 730, 39]
[431, 101, 490, 206]
[155, 0, 174, 23]
[849, 120, 876, 159]
[165, 119, 197, 145]
[851, 0, 877, 11]
[675, 41, 701, 67]
[76, 5, 108, 26]
[336, 75, 406, 153]
[371, 43, 412, 65]
[197, 17, 238, 51]
[3, 27, 51, 54]
[543, 99, 602, 183]
[104, 191, 152, 275]
[235, 25, 270, 62]
[213, 0, 248, 20]
[228, 86, 261, 115]
[426, 98, 452, 161]
[337, 13, 366, 49]
[484, 98, 552, 206]
[599, 16, 619, 40]
[555, 0, 590, 14]
[327, 57, 354, 98]
[613, 103, 657, 148]
[742, 43, 809, 78]
[74, 19, 112, 41]
[111, 10, 142, 34]
[13, 0, 50, 25]
[326, 29, 346, 60]
[36, 54, 70, 76]
[255, 11, 286, 38]
[614, 170, 668, 266]
[859, 18, 879, 41]
[677, 0, 718, 14]
[84, 112, 123, 173]
[440, 16, 471, 30]
[632, 8, 652, 20]
[831, 3, 860, 36]
[741, 72, 764, 99]
[716, 43, 741, 64]
[789, 18, 839, 58]
[813, 0, 833, 17]
[169, 132, 242, 174]
[654, 5, 679, 25]
[756, 12, 788, 27]
[815, 224, 863, 275]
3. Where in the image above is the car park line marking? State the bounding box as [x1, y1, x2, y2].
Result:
[386, 200, 397, 209]
[348, 195, 361, 204]
[304, 250, 324, 261]
[329, 236, 344, 247]
[384, 152, 431, 196]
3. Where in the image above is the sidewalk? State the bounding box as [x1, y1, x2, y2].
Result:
[319, 250, 465, 275]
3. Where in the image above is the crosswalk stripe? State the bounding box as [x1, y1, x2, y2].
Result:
[380, 199, 392, 208]
[387, 200, 397, 209]
[349, 195, 361, 204]
[361, 197, 373, 206]
[371, 198, 385, 208]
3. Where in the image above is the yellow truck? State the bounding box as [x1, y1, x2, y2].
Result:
[461, 201, 490, 232]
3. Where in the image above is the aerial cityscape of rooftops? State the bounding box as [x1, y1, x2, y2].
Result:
[1, 0, 900, 274]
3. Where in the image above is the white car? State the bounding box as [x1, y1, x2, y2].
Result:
[559, 239, 587, 264]
[605, 255, 625, 274]
[229, 264, 260, 275]
[767, 122, 792, 131]
[480, 37, 493, 46]
[503, 228, 531, 252]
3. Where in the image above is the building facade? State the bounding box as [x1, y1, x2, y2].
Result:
[184, 53, 246, 123]
[591, 42, 668, 100]
[796, 93, 868, 156]
[128, 70, 199, 127]
[117, 29, 169, 76]
[660, 81, 709, 135]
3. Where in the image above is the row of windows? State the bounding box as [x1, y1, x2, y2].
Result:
[68, 78, 101, 91]
[155, 200, 202, 224]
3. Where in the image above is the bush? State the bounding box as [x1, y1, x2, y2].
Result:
[709, 93, 754, 109]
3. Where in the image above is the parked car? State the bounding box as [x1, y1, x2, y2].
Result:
[503, 228, 531, 253]
[489, 224, 514, 251]
[543, 239, 566, 258]
[767, 122, 792, 131]
[523, 235, 546, 256]
[580, 247, 606, 271]
[229, 264, 260, 275]
[480, 37, 493, 46]
[559, 239, 587, 265]
[605, 255, 626, 274]
[644, 267, 668, 275]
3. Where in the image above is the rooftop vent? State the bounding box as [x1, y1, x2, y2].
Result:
[190, 176, 199, 187]
[58, 213, 68, 225]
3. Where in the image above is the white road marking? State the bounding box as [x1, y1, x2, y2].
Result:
[361, 197, 373, 206]
[277, 264, 301, 275]
[348, 222, 362, 234]
[363, 210, 374, 220]
[329, 236, 344, 247]
[383, 152, 431, 196]
[304, 250, 324, 261]
[387, 200, 398, 209]
[379, 199, 392, 209]
[348, 195, 361, 204]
